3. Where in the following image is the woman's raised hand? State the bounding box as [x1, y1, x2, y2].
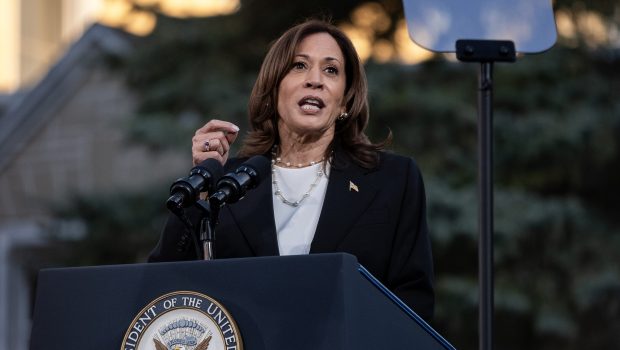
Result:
[192, 120, 239, 166]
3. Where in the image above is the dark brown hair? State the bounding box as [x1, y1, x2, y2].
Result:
[239, 19, 390, 168]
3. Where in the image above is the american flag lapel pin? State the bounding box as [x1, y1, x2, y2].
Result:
[349, 181, 359, 192]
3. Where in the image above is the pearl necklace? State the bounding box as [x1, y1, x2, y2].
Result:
[271, 161, 324, 207]
[270, 145, 330, 207]
[271, 145, 325, 168]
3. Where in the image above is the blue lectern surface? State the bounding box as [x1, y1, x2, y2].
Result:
[30, 253, 454, 349]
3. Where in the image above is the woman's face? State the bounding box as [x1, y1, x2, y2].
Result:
[277, 32, 347, 140]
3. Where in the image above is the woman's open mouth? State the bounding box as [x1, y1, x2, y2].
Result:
[298, 96, 325, 112]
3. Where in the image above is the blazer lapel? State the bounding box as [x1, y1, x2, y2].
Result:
[310, 151, 379, 253]
[222, 150, 380, 256]
[224, 160, 279, 256]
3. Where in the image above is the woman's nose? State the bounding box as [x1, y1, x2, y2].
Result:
[304, 80, 323, 88]
[304, 68, 323, 88]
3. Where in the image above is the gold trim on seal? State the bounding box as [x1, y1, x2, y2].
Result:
[120, 290, 243, 350]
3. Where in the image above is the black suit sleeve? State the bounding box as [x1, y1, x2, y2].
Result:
[386, 158, 435, 321]
[148, 207, 202, 262]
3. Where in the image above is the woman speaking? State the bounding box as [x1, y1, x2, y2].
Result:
[149, 19, 435, 321]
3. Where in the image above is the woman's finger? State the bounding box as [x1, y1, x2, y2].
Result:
[202, 137, 228, 156]
[192, 120, 239, 166]
[196, 120, 240, 136]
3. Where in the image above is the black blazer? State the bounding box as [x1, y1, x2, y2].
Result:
[149, 149, 435, 320]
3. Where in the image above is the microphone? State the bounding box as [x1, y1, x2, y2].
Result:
[166, 158, 224, 211]
[209, 155, 270, 207]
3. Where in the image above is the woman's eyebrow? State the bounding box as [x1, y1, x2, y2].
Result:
[295, 53, 342, 64]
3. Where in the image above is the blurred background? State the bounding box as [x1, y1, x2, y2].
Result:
[0, 0, 618, 349]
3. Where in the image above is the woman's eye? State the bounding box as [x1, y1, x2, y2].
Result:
[325, 66, 338, 75]
[292, 62, 306, 70]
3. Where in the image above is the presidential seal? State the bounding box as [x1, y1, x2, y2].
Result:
[121, 291, 243, 350]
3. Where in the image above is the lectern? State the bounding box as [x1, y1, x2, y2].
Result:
[30, 253, 455, 349]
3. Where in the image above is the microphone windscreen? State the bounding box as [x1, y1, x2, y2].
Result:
[242, 155, 271, 182]
[195, 158, 225, 191]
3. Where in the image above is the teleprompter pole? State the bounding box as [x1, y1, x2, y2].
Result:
[456, 39, 515, 350]
[478, 61, 494, 350]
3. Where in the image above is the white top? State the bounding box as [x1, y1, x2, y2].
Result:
[272, 163, 329, 255]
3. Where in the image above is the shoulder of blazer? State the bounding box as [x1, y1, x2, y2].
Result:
[329, 148, 420, 182]
[377, 151, 416, 167]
